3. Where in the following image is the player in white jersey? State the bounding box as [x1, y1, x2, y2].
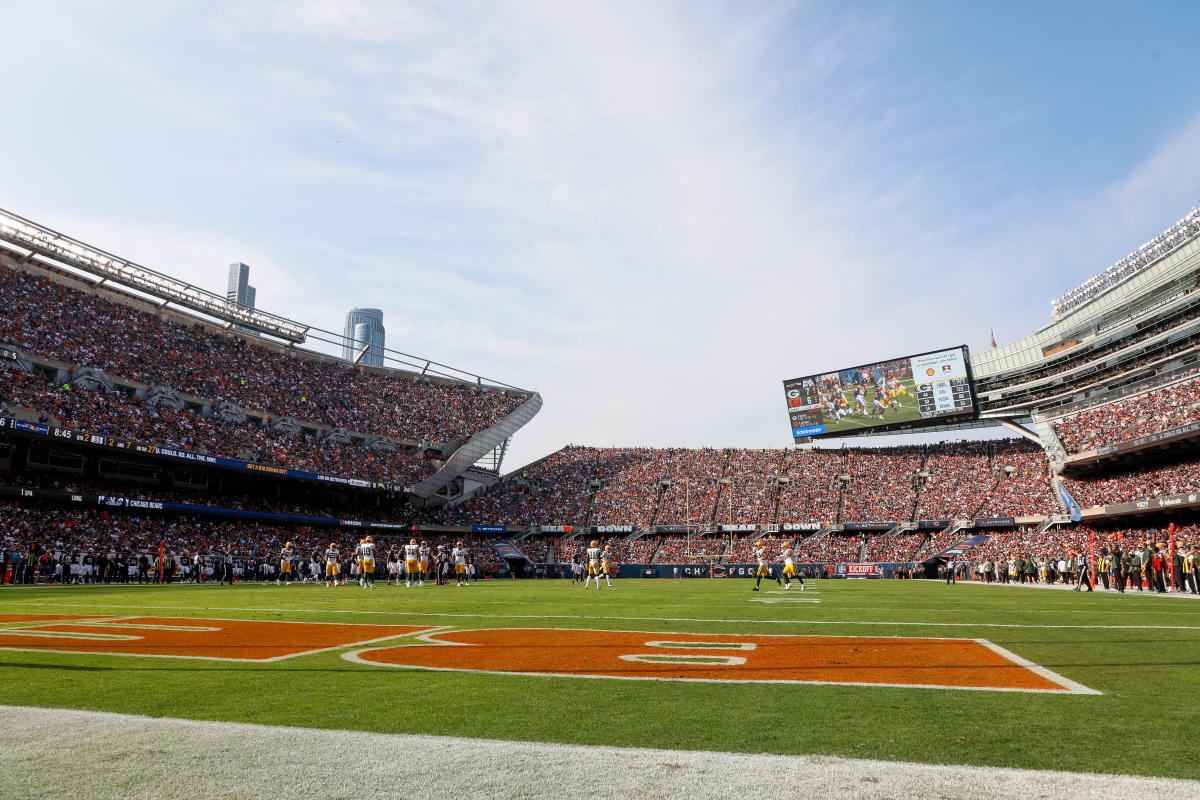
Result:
[418, 542, 431, 585]
[598, 544, 614, 587]
[403, 539, 420, 587]
[751, 540, 782, 591]
[584, 540, 603, 589]
[853, 385, 868, 415]
[357, 536, 377, 589]
[324, 544, 340, 588]
[452, 542, 468, 587]
[780, 541, 805, 591]
[871, 394, 887, 419]
[277, 542, 294, 586]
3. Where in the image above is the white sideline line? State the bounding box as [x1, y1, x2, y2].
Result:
[2, 705, 1196, 800]
[4, 601, 1200, 630]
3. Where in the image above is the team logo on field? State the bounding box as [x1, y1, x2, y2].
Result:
[345, 628, 1098, 693]
[0, 614, 431, 662]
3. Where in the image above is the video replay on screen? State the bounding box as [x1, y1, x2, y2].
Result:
[783, 345, 978, 440]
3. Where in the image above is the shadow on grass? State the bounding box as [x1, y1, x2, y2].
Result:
[0, 661, 107, 671]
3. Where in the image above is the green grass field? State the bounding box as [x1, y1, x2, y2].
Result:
[819, 376, 923, 434]
[2, 578, 1199, 782]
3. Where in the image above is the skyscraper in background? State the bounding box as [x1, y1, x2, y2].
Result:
[226, 262, 256, 309]
[343, 308, 386, 367]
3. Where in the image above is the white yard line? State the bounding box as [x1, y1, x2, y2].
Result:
[0, 705, 1194, 800]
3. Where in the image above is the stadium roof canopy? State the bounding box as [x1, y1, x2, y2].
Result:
[0, 207, 309, 343]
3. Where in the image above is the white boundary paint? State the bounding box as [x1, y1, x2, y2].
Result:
[341, 627, 1101, 694]
[3, 705, 1195, 800]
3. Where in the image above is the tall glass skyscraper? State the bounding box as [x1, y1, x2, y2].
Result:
[226, 262, 256, 309]
[343, 308, 386, 366]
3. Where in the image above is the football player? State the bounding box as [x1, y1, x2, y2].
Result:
[418, 540, 431, 585]
[452, 541, 468, 587]
[277, 541, 293, 586]
[386, 546, 399, 585]
[324, 543, 340, 588]
[403, 538, 420, 587]
[358, 536, 376, 589]
[780, 540, 805, 591]
[584, 540, 602, 589]
[751, 539, 782, 591]
[599, 543, 614, 587]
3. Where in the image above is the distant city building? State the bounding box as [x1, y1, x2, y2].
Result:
[226, 262, 256, 308]
[343, 308, 386, 367]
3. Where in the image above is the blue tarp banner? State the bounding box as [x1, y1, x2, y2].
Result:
[1056, 481, 1083, 522]
[491, 540, 529, 560]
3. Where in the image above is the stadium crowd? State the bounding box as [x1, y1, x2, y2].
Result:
[840, 446, 922, 522]
[978, 445, 1057, 517]
[431, 440, 1055, 530]
[1061, 456, 1200, 509]
[2, 370, 435, 486]
[0, 263, 525, 444]
[1051, 374, 1200, 453]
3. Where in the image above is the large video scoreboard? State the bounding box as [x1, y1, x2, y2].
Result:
[783, 345, 978, 440]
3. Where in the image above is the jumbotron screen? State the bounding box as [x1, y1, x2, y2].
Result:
[783, 345, 978, 440]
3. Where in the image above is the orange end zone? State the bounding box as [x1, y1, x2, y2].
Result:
[0, 615, 432, 661]
[350, 629, 1098, 694]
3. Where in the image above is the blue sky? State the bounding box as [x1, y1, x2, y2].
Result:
[3, 1, 1200, 468]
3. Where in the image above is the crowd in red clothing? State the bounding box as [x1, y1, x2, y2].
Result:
[2, 370, 434, 486]
[841, 446, 922, 522]
[1051, 375, 1200, 454]
[434, 440, 1057, 529]
[0, 263, 525, 445]
[1061, 457, 1200, 509]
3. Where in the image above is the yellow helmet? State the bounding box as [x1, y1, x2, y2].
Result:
[590, 540, 599, 547]
[410, 538, 418, 545]
[456, 540, 464, 547]
[365, 535, 373, 543]
[754, 540, 763, 547]
[285, 542, 292, 548]
[604, 544, 611, 551]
